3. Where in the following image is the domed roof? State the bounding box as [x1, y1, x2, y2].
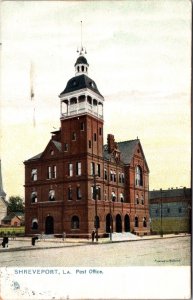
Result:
[59, 74, 103, 98]
[75, 55, 89, 67]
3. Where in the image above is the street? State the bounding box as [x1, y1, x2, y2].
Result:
[0, 236, 190, 267]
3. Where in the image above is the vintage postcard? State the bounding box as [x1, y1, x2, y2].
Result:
[0, 0, 191, 299]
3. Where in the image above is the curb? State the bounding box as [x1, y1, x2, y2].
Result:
[0, 234, 190, 253]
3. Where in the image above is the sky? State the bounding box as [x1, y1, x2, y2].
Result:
[0, 0, 191, 198]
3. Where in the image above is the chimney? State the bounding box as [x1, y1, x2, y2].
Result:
[107, 134, 115, 153]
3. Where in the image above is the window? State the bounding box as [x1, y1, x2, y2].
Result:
[104, 190, 107, 201]
[80, 122, 85, 131]
[135, 216, 139, 227]
[136, 195, 139, 204]
[94, 133, 97, 141]
[143, 217, 147, 227]
[72, 132, 76, 141]
[53, 166, 57, 179]
[112, 191, 116, 202]
[71, 216, 79, 229]
[68, 163, 73, 176]
[114, 172, 116, 182]
[77, 187, 82, 200]
[50, 150, 54, 155]
[31, 192, 37, 203]
[32, 218, 38, 230]
[64, 143, 68, 152]
[47, 166, 52, 179]
[178, 207, 182, 213]
[76, 162, 82, 176]
[97, 186, 101, 200]
[89, 140, 92, 149]
[155, 209, 159, 216]
[99, 127, 102, 135]
[97, 164, 101, 177]
[49, 189, 55, 201]
[91, 186, 94, 199]
[110, 171, 116, 182]
[141, 196, 144, 205]
[68, 187, 73, 200]
[167, 208, 170, 214]
[135, 165, 143, 186]
[119, 173, 121, 183]
[104, 169, 108, 180]
[47, 166, 57, 179]
[122, 173, 125, 183]
[91, 162, 95, 176]
[120, 193, 124, 202]
[31, 169, 37, 181]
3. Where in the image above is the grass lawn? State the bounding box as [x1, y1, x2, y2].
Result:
[0, 226, 25, 236]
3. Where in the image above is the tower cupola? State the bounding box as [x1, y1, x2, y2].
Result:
[75, 52, 89, 76]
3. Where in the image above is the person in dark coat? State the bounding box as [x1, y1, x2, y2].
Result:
[91, 230, 95, 242]
[2, 236, 9, 248]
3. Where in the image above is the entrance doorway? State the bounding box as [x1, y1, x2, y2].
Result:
[106, 214, 113, 233]
[116, 214, 122, 232]
[45, 216, 54, 234]
[124, 214, 130, 232]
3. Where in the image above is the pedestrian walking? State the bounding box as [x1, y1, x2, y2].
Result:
[91, 230, 95, 242]
[2, 236, 9, 248]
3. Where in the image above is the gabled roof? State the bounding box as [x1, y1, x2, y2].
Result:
[2, 211, 24, 221]
[117, 140, 139, 165]
[103, 139, 149, 171]
[59, 74, 103, 98]
[26, 140, 62, 162]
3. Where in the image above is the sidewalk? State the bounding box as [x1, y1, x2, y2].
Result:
[0, 233, 190, 253]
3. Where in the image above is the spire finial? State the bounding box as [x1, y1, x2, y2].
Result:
[77, 21, 87, 56]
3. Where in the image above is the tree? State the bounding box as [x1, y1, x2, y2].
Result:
[7, 196, 24, 213]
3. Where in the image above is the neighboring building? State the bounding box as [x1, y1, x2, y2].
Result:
[1, 212, 24, 227]
[0, 159, 8, 224]
[24, 47, 150, 237]
[149, 187, 191, 234]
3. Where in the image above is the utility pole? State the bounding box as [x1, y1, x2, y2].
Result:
[160, 188, 163, 237]
[93, 174, 98, 242]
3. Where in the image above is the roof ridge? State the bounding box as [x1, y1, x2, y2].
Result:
[117, 139, 139, 144]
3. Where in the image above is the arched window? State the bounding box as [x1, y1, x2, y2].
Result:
[111, 191, 116, 202]
[143, 217, 147, 227]
[134, 216, 139, 227]
[120, 193, 124, 202]
[49, 189, 55, 201]
[31, 191, 37, 203]
[135, 165, 143, 186]
[32, 218, 38, 230]
[71, 216, 79, 229]
[81, 66, 84, 72]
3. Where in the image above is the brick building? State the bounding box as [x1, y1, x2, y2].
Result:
[149, 187, 191, 234]
[24, 48, 150, 237]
